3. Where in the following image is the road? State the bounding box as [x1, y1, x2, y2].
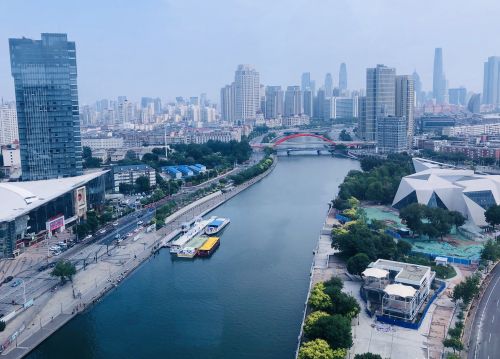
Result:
[468, 264, 500, 359]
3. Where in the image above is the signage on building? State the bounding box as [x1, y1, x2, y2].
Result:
[74, 186, 87, 218]
[46, 215, 65, 232]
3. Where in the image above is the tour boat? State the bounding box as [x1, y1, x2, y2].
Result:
[205, 217, 230, 235]
[170, 216, 215, 254]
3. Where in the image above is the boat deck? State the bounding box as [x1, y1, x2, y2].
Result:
[185, 236, 209, 249]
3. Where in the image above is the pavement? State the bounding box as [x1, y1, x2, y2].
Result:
[467, 263, 500, 359]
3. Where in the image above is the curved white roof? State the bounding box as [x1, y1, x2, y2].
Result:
[384, 283, 416, 298]
[362, 267, 389, 278]
[0, 171, 108, 222]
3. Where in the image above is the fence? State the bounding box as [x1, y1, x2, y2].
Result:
[411, 251, 479, 266]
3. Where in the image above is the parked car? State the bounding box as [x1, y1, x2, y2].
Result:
[99, 229, 106, 234]
[113, 222, 119, 226]
[3, 276, 13, 284]
[84, 234, 92, 240]
[10, 279, 22, 288]
[38, 265, 48, 272]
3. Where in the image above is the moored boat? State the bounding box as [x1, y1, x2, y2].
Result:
[176, 236, 209, 258]
[197, 236, 220, 257]
[205, 217, 230, 235]
[170, 216, 215, 254]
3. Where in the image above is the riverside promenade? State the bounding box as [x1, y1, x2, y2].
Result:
[0, 157, 277, 359]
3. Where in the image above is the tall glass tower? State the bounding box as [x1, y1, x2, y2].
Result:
[433, 48, 447, 104]
[9, 33, 83, 181]
[339, 63, 347, 91]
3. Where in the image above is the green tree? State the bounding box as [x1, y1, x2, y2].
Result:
[305, 314, 353, 350]
[308, 283, 333, 311]
[443, 337, 463, 353]
[339, 129, 353, 141]
[396, 240, 412, 259]
[51, 260, 76, 283]
[485, 204, 500, 229]
[347, 253, 371, 276]
[304, 311, 330, 336]
[322, 288, 360, 319]
[135, 176, 151, 193]
[399, 203, 426, 235]
[481, 239, 500, 261]
[452, 274, 480, 305]
[119, 182, 135, 195]
[354, 354, 383, 359]
[298, 339, 339, 359]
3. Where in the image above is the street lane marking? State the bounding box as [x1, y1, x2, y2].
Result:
[492, 315, 495, 324]
[475, 272, 500, 359]
[489, 333, 491, 342]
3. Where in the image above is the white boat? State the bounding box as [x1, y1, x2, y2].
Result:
[170, 216, 216, 254]
[177, 247, 197, 258]
[205, 217, 230, 235]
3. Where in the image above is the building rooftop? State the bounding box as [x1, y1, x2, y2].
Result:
[0, 171, 108, 222]
[369, 259, 431, 286]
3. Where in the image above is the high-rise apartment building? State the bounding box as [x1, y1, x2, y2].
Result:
[9, 33, 83, 181]
[264, 86, 284, 119]
[395, 75, 415, 149]
[220, 84, 235, 122]
[376, 116, 408, 153]
[314, 88, 325, 120]
[339, 63, 347, 91]
[284, 86, 302, 117]
[234, 64, 260, 121]
[362, 65, 396, 141]
[483, 56, 500, 106]
[433, 48, 447, 104]
[324, 73, 333, 97]
[448, 87, 467, 106]
[0, 104, 19, 146]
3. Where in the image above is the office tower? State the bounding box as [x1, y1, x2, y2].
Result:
[376, 116, 407, 153]
[334, 98, 355, 119]
[412, 70, 423, 106]
[395, 75, 415, 149]
[309, 80, 316, 96]
[362, 65, 396, 141]
[190, 97, 199, 106]
[141, 97, 154, 108]
[264, 86, 284, 119]
[314, 88, 325, 119]
[0, 104, 19, 146]
[358, 96, 366, 120]
[200, 93, 207, 107]
[234, 64, 260, 121]
[483, 56, 500, 106]
[96, 99, 109, 112]
[433, 48, 447, 104]
[324, 73, 333, 97]
[303, 89, 313, 118]
[220, 84, 235, 122]
[118, 96, 127, 104]
[301, 72, 311, 92]
[339, 63, 347, 91]
[284, 86, 302, 117]
[468, 94, 481, 114]
[448, 87, 467, 106]
[9, 33, 83, 181]
[153, 98, 162, 114]
[259, 85, 266, 115]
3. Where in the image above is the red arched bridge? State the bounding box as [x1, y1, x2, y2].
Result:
[270, 133, 363, 148]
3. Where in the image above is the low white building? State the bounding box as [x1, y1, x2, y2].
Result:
[82, 137, 124, 150]
[113, 164, 156, 192]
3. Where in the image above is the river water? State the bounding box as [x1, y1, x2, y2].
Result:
[28, 156, 359, 359]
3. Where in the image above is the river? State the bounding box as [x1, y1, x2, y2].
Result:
[27, 156, 359, 359]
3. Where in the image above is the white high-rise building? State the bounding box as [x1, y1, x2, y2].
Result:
[234, 65, 260, 121]
[0, 104, 19, 146]
[284, 86, 302, 117]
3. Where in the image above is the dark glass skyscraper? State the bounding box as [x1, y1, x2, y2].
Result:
[9, 33, 83, 181]
[339, 63, 347, 91]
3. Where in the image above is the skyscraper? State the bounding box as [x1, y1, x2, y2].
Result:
[234, 64, 260, 121]
[303, 89, 313, 118]
[220, 84, 235, 122]
[324, 73, 333, 97]
[376, 116, 407, 153]
[9, 33, 83, 181]
[339, 63, 347, 91]
[433, 48, 447, 104]
[264, 86, 284, 119]
[395, 75, 415, 149]
[448, 87, 467, 106]
[301, 72, 311, 92]
[483, 56, 500, 106]
[362, 65, 396, 141]
[314, 88, 325, 120]
[412, 70, 423, 106]
[284, 86, 302, 117]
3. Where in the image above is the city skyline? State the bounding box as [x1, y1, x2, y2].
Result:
[1, 0, 499, 103]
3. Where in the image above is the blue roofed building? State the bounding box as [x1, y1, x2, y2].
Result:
[176, 165, 194, 177]
[162, 166, 182, 179]
[194, 164, 207, 172]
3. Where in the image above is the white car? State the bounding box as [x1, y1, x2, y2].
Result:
[113, 222, 119, 226]
[99, 229, 106, 234]
[84, 234, 92, 240]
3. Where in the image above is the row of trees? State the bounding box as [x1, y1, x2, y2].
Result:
[119, 176, 151, 195]
[299, 278, 358, 358]
[82, 146, 103, 169]
[335, 154, 414, 206]
[399, 203, 465, 240]
[230, 157, 273, 185]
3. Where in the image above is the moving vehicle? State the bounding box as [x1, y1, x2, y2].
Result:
[205, 217, 230, 235]
[3, 276, 13, 284]
[10, 279, 22, 288]
[99, 229, 106, 234]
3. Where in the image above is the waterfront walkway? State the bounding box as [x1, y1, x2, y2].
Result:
[0, 158, 277, 358]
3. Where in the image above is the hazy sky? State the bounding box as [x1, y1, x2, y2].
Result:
[1, 0, 499, 104]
